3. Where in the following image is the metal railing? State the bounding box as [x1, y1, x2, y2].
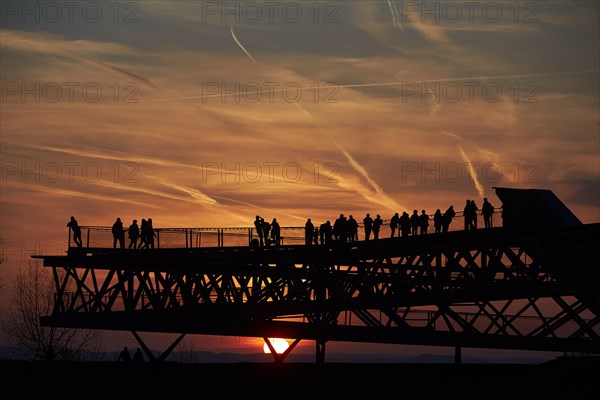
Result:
[67, 208, 503, 249]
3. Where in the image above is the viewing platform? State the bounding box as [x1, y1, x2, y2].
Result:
[65, 208, 503, 250]
[36, 188, 600, 363]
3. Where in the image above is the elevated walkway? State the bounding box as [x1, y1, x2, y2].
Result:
[36, 188, 600, 363]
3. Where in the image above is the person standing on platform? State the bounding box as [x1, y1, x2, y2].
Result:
[433, 209, 443, 234]
[112, 217, 125, 249]
[363, 213, 373, 241]
[305, 219, 314, 245]
[117, 346, 131, 362]
[128, 219, 140, 249]
[390, 212, 400, 238]
[347, 215, 359, 242]
[254, 216, 264, 247]
[410, 210, 420, 235]
[442, 205, 455, 233]
[373, 214, 383, 240]
[67, 216, 82, 248]
[482, 197, 495, 228]
[419, 210, 429, 235]
[134, 348, 144, 363]
[270, 218, 281, 246]
[146, 218, 156, 249]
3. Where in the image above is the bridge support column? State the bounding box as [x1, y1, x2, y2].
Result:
[316, 339, 326, 364]
[455, 345, 462, 365]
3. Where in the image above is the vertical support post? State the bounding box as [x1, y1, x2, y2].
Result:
[185, 229, 189, 248]
[455, 345, 462, 365]
[86, 228, 90, 248]
[249, 228, 252, 246]
[157, 230, 160, 249]
[68, 227, 72, 248]
[316, 339, 326, 364]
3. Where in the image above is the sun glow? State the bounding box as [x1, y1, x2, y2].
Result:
[263, 338, 290, 354]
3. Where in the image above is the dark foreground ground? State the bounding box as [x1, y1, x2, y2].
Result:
[2, 357, 598, 398]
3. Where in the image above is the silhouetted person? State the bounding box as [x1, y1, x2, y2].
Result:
[305, 219, 314, 245]
[112, 217, 125, 249]
[419, 210, 429, 235]
[399, 212, 411, 237]
[433, 209, 443, 234]
[347, 215, 359, 242]
[333, 214, 346, 242]
[470, 200, 479, 230]
[270, 218, 280, 246]
[463, 200, 472, 231]
[321, 221, 333, 245]
[410, 210, 420, 235]
[363, 213, 373, 240]
[373, 214, 383, 240]
[117, 346, 131, 362]
[319, 222, 327, 244]
[390, 213, 400, 237]
[262, 218, 271, 246]
[146, 218, 156, 248]
[254, 216, 264, 247]
[139, 219, 148, 249]
[482, 197, 494, 228]
[134, 348, 144, 363]
[442, 206, 455, 233]
[67, 216, 82, 248]
[128, 219, 139, 249]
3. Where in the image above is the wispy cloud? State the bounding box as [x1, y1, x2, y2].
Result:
[1, 30, 158, 89]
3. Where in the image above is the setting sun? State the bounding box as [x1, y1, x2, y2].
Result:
[263, 338, 290, 354]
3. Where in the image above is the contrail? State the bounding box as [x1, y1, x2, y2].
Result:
[229, 20, 258, 66]
[459, 146, 485, 199]
[331, 138, 383, 196]
[331, 138, 402, 211]
[2, 181, 154, 207]
[387, 0, 404, 32]
[228, 21, 401, 212]
[211, 195, 307, 222]
[152, 69, 599, 103]
[65, 51, 160, 90]
[332, 69, 599, 89]
[228, 22, 314, 122]
[154, 178, 218, 206]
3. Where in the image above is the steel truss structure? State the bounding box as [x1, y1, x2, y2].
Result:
[39, 221, 599, 363]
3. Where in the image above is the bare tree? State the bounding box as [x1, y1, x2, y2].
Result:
[0, 235, 7, 295]
[4, 259, 102, 361]
[172, 337, 196, 363]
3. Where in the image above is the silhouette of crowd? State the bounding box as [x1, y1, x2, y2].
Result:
[67, 216, 157, 249]
[115, 217, 156, 249]
[252, 215, 281, 248]
[116, 346, 144, 363]
[66, 198, 497, 250]
[258, 197, 496, 247]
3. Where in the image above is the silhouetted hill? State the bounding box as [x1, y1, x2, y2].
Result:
[1, 358, 597, 397]
[0, 346, 555, 364]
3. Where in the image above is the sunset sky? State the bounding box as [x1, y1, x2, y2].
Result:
[1, 1, 598, 359]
